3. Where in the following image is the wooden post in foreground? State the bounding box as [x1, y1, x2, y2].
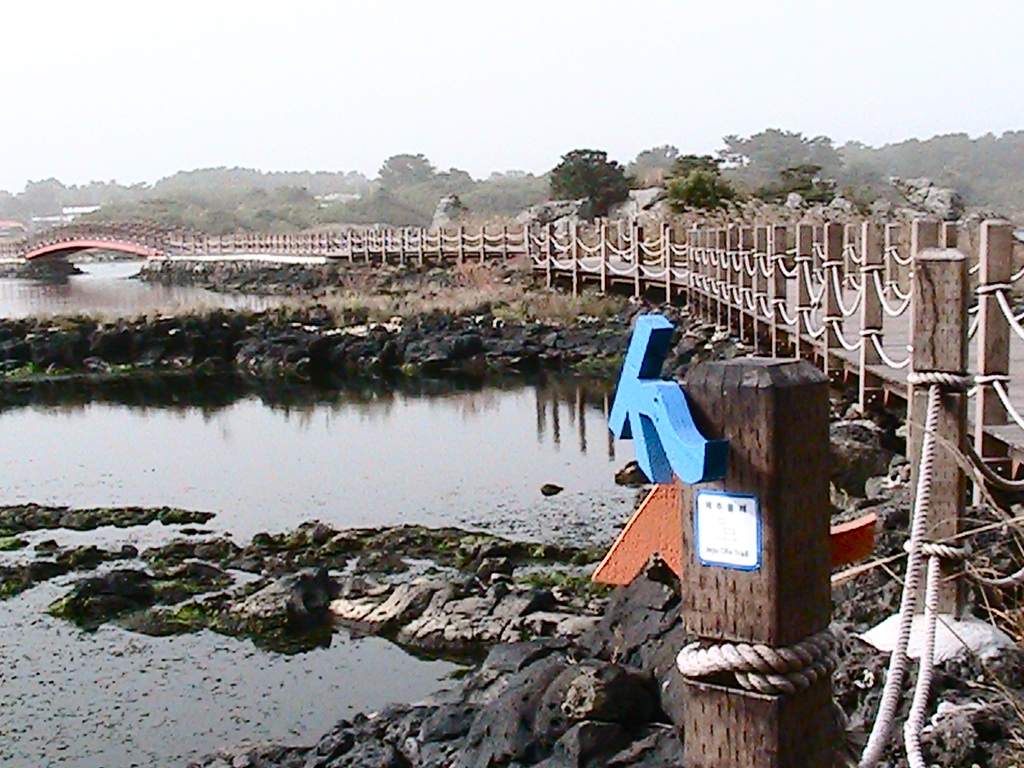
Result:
[678, 358, 833, 768]
[908, 230, 969, 616]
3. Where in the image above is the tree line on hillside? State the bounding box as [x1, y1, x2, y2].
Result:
[2, 129, 1022, 233]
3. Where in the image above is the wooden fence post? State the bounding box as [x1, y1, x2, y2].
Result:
[678, 358, 833, 768]
[726, 226, 739, 336]
[843, 223, 858, 288]
[544, 224, 554, 287]
[753, 226, 768, 354]
[664, 223, 673, 302]
[908, 219, 968, 616]
[633, 222, 643, 298]
[712, 229, 724, 329]
[941, 221, 959, 249]
[858, 221, 883, 411]
[821, 223, 844, 380]
[974, 220, 1014, 476]
[683, 226, 695, 317]
[738, 227, 753, 346]
[697, 227, 709, 322]
[794, 223, 813, 360]
[769, 225, 787, 355]
[600, 222, 609, 293]
[571, 221, 580, 296]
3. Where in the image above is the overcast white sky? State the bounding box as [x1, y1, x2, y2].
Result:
[2, 0, 1021, 192]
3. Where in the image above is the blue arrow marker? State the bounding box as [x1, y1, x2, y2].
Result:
[609, 314, 728, 484]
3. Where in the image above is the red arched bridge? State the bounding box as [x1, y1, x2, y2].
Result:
[0, 223, 182, 261]
[0, 222, 533, 262]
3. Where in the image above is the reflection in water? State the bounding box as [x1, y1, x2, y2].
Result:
[0, 375, 632, 544]
[0, 375, 633, 768]
[0, 260, 281, 318]
[532, 378, 617, 460]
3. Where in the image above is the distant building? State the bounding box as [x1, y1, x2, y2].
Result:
[31, 205, 102, 228]
[0, 219, 27, 239]
[315, 192, 361, 208]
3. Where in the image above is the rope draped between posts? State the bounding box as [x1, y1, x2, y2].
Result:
[676, 628, 836, 696]
[860, 371, 969, 768]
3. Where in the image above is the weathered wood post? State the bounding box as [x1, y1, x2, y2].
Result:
[753, 226, 768, 354]
[821, 222, 843, 380]
[633, 223, 643, 298]
[973, 220, 1014, 480]
[599, 222, 609, 293]
[884, 223, 898, 292]
[738, 227, 753, 346]
[941, 220, 959, 249]
[769, 225, 787, 355]
[677, 357, 834, 768]
[844, 223, 858, 287]
[715, 228, 727, 329]
[571, 221, 580, 296]
[544, 224, 554, 287]
[664, 223, 673, 302]
[908, 218, 969, 615]
[725, 226, 739, 337]
[858, 221, 883, 410]
[794, 223, 814, 360]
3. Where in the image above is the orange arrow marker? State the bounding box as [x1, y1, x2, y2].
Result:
[592, 483, 877, 586]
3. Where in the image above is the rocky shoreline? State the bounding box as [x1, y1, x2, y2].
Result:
[0, 307, 635, 385]
[3, 261, 1024, 766]
[7, 399, 1020, 767]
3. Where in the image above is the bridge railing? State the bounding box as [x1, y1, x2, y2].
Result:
[166, 225, 531, 263]
[530, 217, 1024, 470]
[10, 217, 1024, 465]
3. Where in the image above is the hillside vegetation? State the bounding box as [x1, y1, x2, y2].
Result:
[2, 130, 1021, 232]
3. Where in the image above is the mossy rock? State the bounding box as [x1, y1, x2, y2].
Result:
[48, 569, 156, 629]
[0, 536, 27, 551]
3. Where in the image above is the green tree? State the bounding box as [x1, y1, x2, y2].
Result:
[667, 169, 735, 211]
[549, 149, 629, 217]
[671, 154, 722, 177]
[627, 145, 679, 185]
[720, 129, 841, 196]
[378, 153, 436, 191]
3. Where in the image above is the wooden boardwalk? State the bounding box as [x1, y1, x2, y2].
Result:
[531, 219, 1024, 471]
[7, 218, 1024, 467]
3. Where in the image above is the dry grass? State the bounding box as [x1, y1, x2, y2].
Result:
[299, 260, 627, 325]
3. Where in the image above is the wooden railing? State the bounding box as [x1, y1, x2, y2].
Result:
[6, 217, 1024, 466]
[529, 218, 1024, 469]
[0, 223, 532, 263]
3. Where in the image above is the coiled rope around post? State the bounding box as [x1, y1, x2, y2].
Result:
[676, 628, 836, 696]
[860, 371, 970, 768]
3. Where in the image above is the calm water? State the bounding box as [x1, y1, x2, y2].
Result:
[0, 260, 279, 318]
[0, 263, 636, 767]
[0, 380, 631, 545]
[0, 379, 634, 767]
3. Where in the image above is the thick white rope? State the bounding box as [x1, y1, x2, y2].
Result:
[991, 381, 1024, 432]
[830, 266, 863, 317]
[904, 554, 942, 768]
[677, 629, 836, 696]
[801, 310, 827, 339]
[868, 333, 911, 369]
[993, 290, 1024, 343]
[829, 319, 863, 352]
[777, 303, 798, 326]
[859, 382, 942, 768]
[872, 271, 913, 317]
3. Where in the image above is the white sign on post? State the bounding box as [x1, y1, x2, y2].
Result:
[695, 490, 761, 570]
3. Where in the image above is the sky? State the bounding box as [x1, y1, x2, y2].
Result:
[2, 0, 1022, 192]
